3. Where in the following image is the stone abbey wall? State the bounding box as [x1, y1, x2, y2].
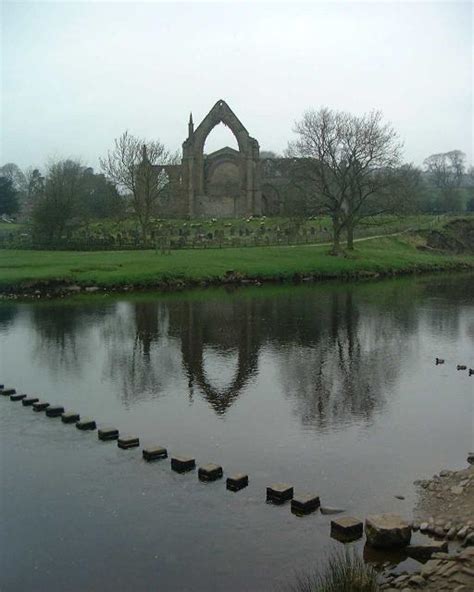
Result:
[158, 100, 290, 219]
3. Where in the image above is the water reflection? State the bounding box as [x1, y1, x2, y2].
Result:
[0, 304, 19, 331]
[29, 303, 114, 376]
[276, 289, 412, 430]
[180, 299, 260, 414]
[102, 302, 182, 403]
[5, 274, 472, 428]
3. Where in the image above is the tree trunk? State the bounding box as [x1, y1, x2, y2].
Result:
[331, 216, 343, 255]
[346, 218, 354, 250]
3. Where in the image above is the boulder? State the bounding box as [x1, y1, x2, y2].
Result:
[406, 540, 448, 560]
[365, 513, 412, 549]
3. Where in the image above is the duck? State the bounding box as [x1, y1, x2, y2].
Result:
[457, 364, 467, 371]
[469, 369, 473, 376]
[435, 358, 445, 365]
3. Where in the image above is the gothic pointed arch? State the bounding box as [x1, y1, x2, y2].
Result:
[193, 100, 249, 155]
[181, 99, 262, 218]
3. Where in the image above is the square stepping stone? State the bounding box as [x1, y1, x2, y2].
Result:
[142, 446, 168, 461]
[76, 418, 96, 431]
[98, 427, 119, 441]
[61, 412, 80, 424]
[2, 388, 16, 396]
[117, 436, 140, 449]
[10, 393, 26, 401]
[171, 455, 196, 473]
[291, 493, 320, 515]
[266, 483, 294, 504]
[46, 405, 65, 417]
[22, 397, 39, 407]
[331, 516, 364, 542]
[226, 473, 249, 492]
[33, 401, 50, 412]
[198, 463, 223, 482]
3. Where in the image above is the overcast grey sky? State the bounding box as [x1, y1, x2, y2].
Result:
[1, 1, 472, 170]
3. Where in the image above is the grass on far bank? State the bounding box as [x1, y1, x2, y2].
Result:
[0, 235, 473, 290]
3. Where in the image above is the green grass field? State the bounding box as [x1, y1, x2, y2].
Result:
[0, 235, 472, 290]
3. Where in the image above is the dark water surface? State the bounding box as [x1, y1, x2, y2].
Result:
[1, 274, 473, 592]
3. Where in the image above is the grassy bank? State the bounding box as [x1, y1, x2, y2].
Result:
[0, 235, 473, 294]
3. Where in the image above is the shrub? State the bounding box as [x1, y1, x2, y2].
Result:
[286, 549, 379, 592]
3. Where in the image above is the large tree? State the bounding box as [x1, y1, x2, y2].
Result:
[100, 131, 176, 243]
[81, 167, 125, 221]
[0, 176, 20, 216]
[0, 163, 26, 193]
[423, 150, 465, 190]
[32, 159, 85, 241]
[287, 108, 403, 252]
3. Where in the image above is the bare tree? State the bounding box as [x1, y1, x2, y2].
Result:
[100, 131, 176, 244]
[423, 150, 466, 190]
[287, 108, 403, 252]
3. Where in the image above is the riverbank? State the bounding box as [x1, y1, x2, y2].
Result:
[0, 236, 473, 298]
[380, 461, 474, 591]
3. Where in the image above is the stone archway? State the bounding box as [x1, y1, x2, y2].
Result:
[181, 100, 261, 218]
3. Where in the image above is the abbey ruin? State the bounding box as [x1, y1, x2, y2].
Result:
[157, 100, 290, 218]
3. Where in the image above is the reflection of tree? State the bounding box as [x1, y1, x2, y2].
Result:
[0, 304, 19, 332]
[273, 287, 417, 431]
[102, 302, 182, 402]
[30, 303, 114, 376]
[180, 299, 260, 414]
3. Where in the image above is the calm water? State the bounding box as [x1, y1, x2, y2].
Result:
[0, 274, 473, 592]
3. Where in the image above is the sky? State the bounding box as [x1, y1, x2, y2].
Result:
[1, 0, 472, 171]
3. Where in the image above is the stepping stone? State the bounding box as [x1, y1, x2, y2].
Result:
[32, 401, 50, 412]
[61, 412, 80, 424]
[76, 418, 96, 431]
[142, 446, 168, 461]
[198, 463, 223, 482]
[117, 435, 140, 449]
[46, 405, 65, 417]
[226, 473, 249, 492]
[22, 397, 39, 406]
[171, 455, 196, 473]
[266, 483, 293, 504]
[98, 427, 119, 441]
[10, 393, 26, 401]
[1, 388, 16, 396]
[331, 516, 364, 542]
[291, 493, 320, 515]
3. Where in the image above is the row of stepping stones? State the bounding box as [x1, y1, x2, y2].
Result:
[3, 384, 448, 551]
[1, 385, 335, 513]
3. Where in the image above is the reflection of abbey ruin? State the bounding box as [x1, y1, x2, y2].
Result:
[158, 100, 289, 218]
[23, 276, 474, 421]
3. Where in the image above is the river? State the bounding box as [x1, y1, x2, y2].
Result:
[0, 274, 473, 591]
